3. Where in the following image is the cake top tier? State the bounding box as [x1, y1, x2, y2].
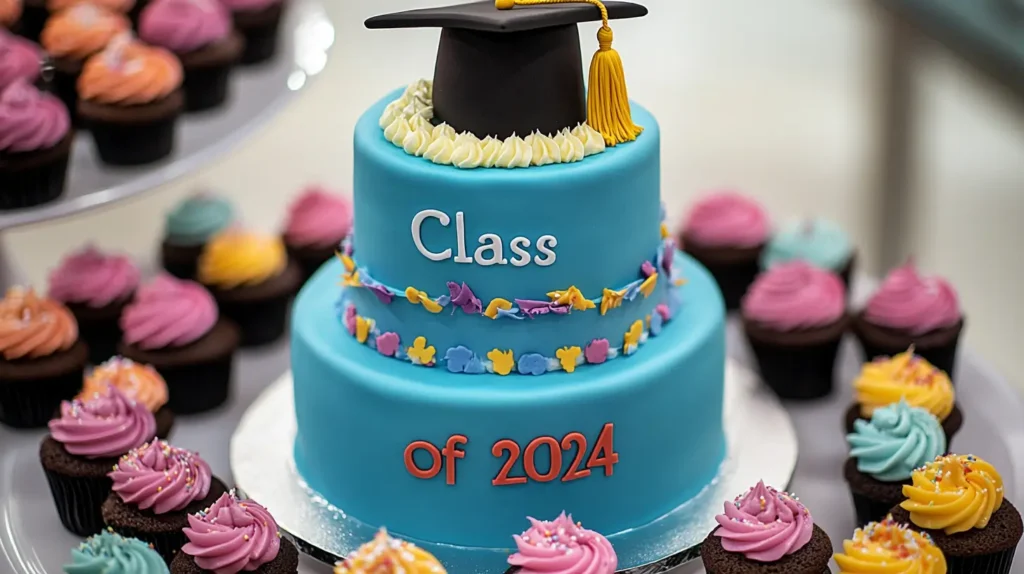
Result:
[366, 0, 647, 144]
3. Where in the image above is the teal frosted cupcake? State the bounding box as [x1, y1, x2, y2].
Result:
[843, 398, 946, 526]
[159, 193, 235, 280]
[64, 529, 168, 573]
[760, 218, 856, 290]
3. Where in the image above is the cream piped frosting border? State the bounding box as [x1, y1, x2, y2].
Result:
[378, 80, 607, 169]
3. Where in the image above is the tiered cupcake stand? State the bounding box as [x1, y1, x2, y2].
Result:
[0, 0, 334, 289]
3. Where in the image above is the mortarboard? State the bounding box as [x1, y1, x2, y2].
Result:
[366, 0, 648, 145]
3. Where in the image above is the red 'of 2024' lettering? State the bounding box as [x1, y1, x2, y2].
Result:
[402, 423, 618, 486]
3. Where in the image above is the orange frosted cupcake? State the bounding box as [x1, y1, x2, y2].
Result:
[0, 287, 88, 429]
[79, 356, 175, 438]
[78, 34, 184, 165]
[0, 0, 21, 29]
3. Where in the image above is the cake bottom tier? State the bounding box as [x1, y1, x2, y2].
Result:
[291, 253, 727, 553]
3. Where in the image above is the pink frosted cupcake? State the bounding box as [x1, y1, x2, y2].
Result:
[139, 0, 243, 112]
[282, 185, 353, 282]
[220, 0, 284, 65]
[0, 29, 42, 90]
[505, 512, 617, 574]
[117, 274, 240, 414]
[853, 260, 963, 377]
[48, 246, 140, 364]
[0, 79, 72, 209]
[679, 191, 770, 310]
[741, 260, 848, 399]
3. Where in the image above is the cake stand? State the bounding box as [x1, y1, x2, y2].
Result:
[0, 0, 335, 288]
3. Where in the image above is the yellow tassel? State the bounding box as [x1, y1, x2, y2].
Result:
[495, 0, 642, 146]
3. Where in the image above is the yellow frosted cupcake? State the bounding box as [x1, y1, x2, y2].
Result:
[844, 348, 962, 446]
[833, 516, 946, 573]
[888, 454, 1022, 574]
[197, 227, 302, 347]
[334, 529, 446, 573]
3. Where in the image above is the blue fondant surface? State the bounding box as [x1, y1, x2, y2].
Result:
[292, 252, 726, 557]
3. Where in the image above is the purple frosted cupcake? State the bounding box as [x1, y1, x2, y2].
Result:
[0, 79, 72, 209]
[41, 385, 157, 536]
[854, 260, 964, 378]
[505, 512, 617, 574]
[139, 0, 243, 112]
[0, 29, 42, 91]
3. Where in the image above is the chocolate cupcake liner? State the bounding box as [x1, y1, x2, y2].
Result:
[945, 547, 1017, 574]
[160, 241, 205, 281]
[170, 536, 300, 573]
[219, 294, 292, 348]
[854, 332, 961, 381]
[104, 519, 188, 563]
[235, 3, 284, 65]
[88, 113, 178, 166]
[154, 406, 176, 439]
[182, 64, 233, 112]
[71, 312, 126, 366]
[0, 367, 83, 428]
[849, 489, 901, 527]
[683, 250, 760, 312]
[52, 68, 83, 127]
[0, 136, 72, 211]
[287, 244, 337, 285]
[15, 1, 45, 42]
[746, 336, 842, 400]
[42, 466, 111, 537]
[160, 355, 234, 415]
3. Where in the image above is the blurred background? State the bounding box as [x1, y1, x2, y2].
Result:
[6, 0, 1024, 386]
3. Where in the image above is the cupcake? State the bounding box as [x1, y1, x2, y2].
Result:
[42, 385, 156, 536]
[741, 260, 848, 399]
[889, 454, 1023, 574]
[64, 530, 169, 573]
[170, 490, 300, 573]
[48, 246, 140, 364]
[197, 229, 302, 347]
[844, 399, 946, 526]
[0, 0, 21, 30]
[139, 0, 243, 112]
[854, 260, 964, 377]
[40, 4, 130, 124]
[833, 516, 947, 573]
[282, 185, 353, 283]
[0, 29, 42, 90]
[102, 440, 228, 562]
[334, 528, 442, 574]
[219, 0, 284, 65]
[0, 79, 72, 209]
[81, 356, 175, 438]
[844, 348, 963, 446]
[679, 191, 770, 311]
[160, 193, 236, 280]
[0, 287, 87, 427]
[700, 480, 833, 574]
[761, 218, 856, 291]
[77, 34, 184, 165]
[118, 274, 239, 415]
[505, 513, 616, 574]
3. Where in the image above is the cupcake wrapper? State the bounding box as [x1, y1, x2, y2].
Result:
[945, 547, 1017, 574]
[693, 256, 760, 312]
[160, 355, 234, 415]
[183, 64, 233, 112]
[219, 294, 292, 348]
[88, 114, 177, 166]
[154, 405, 176, 439]
[236, 4, 284, 65]
[52, 68, 83, 127]
[746, 336, 841, 400]
[104, 521, 187, 564]
[43, 467, 111, 537]
[0, 143, 71, 211]
[76, 319, 124, 367]
[854, 332, 961, 382]
[160, 242, 204, 281]
[16, 3, 46, 42]
[0, 368, 82, 428]
[849, 489, 899, 527]
[288, 245, 336, 285]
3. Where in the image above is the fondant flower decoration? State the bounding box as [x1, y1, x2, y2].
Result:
[366, 282, 394, 304]
[355, 316, 373, 344]
[556, 346, 582, 373]
[406, 336, 436, 366]
[547, 286, 595, 312]
[624, 320, 644, 354]
[655, 303, 671, 321]
[488, 349, 515, 376]
[376, 332, 399, 356]
[338, 253, 361, 287]
[484, 298, 513, 319]
[650, 312, 663, 336]
[343, 304, 357, 336]
[405, 287, 444, 313]
[517, 299, 567, 319]
[444, 346, 476, 374]
[640, 273, 658, 298]
[641, 260, 657, 278]
[600, 288, 625, 316]
[518, 353, 548, 376]
[496, 306, 523, 320]
[585, 339, 610, 364]
[660, 222, 669, 239]
[447, 282, 482, 315]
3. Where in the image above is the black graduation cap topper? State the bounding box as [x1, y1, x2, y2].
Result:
[366, 0, 648, 144]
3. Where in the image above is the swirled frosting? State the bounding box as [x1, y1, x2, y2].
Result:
[334, 528, 446, 574]
[0, 30, 41, 90]
[198, 229, 287, 289]
[48, 246, 139, 308]
[109, 440, 213, 514]
[741, 260, 845, 330]
[847, 399, 946, 482]
[121, 274, 218, 350]
[139, 0, 232, 54]
[901, 454, 1005, 535]
[49, 385, 156, 458]
[761, 218, 853, 272]
[863, 261, 961, 335]
[0, 287, 77, 360]
[48, 0, 134, 13]
[0, 79, 70, 153]
[854, 349, 955, 420]
[0, 0, 20, 28]
[165, 193, 235, 246]
[78, 34, 183, 105]
[41, 5, 129, 60]
[683, 192, 770, 248]
[713, 481, 813, 562]
[506, 513, 617, 574]
[833, 517, 946, 574]
[81, 357, 168, 413]
[64, 530, 169, 574]
[181, 491, 282, 573]
[379, 80, 605, 168]
[283, 186, 353, 248]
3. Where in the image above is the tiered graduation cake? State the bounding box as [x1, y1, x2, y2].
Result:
[291, 0, 727, 565]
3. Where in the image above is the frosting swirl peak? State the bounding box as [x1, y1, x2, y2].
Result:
[81, 357, 169, 413]
[683, 192, 770, 248]
[48, 245, 139, 308]
[0, 80, 70, 153]
[714, 481, 813, 562]
[283, 186, 353, 248]
[120, 274, 218, 350]
[181, 491, 281, 573]
[41, 5, 130, 60]
[854, 349, 954, 421]
[847, 399, 946, 482]
[507, 513, 617, 574]
[334, 529, 446, 574]
[741, 261, 845, 330]
[833, 516, 946, 573]
[110, 440, 213, 514]
[901, 454, 1004, 535]
[64, 530, 169, 574]
[864, 261, 961, 335]
[0, 30, 42, 91]
[49, 385, 156, 459]
[0, 287, 78, 360]
[78, 35, 183, 105]
[139, 0, 232, 54]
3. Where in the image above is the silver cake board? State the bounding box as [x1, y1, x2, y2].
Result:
[230, 359, 798, 573]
